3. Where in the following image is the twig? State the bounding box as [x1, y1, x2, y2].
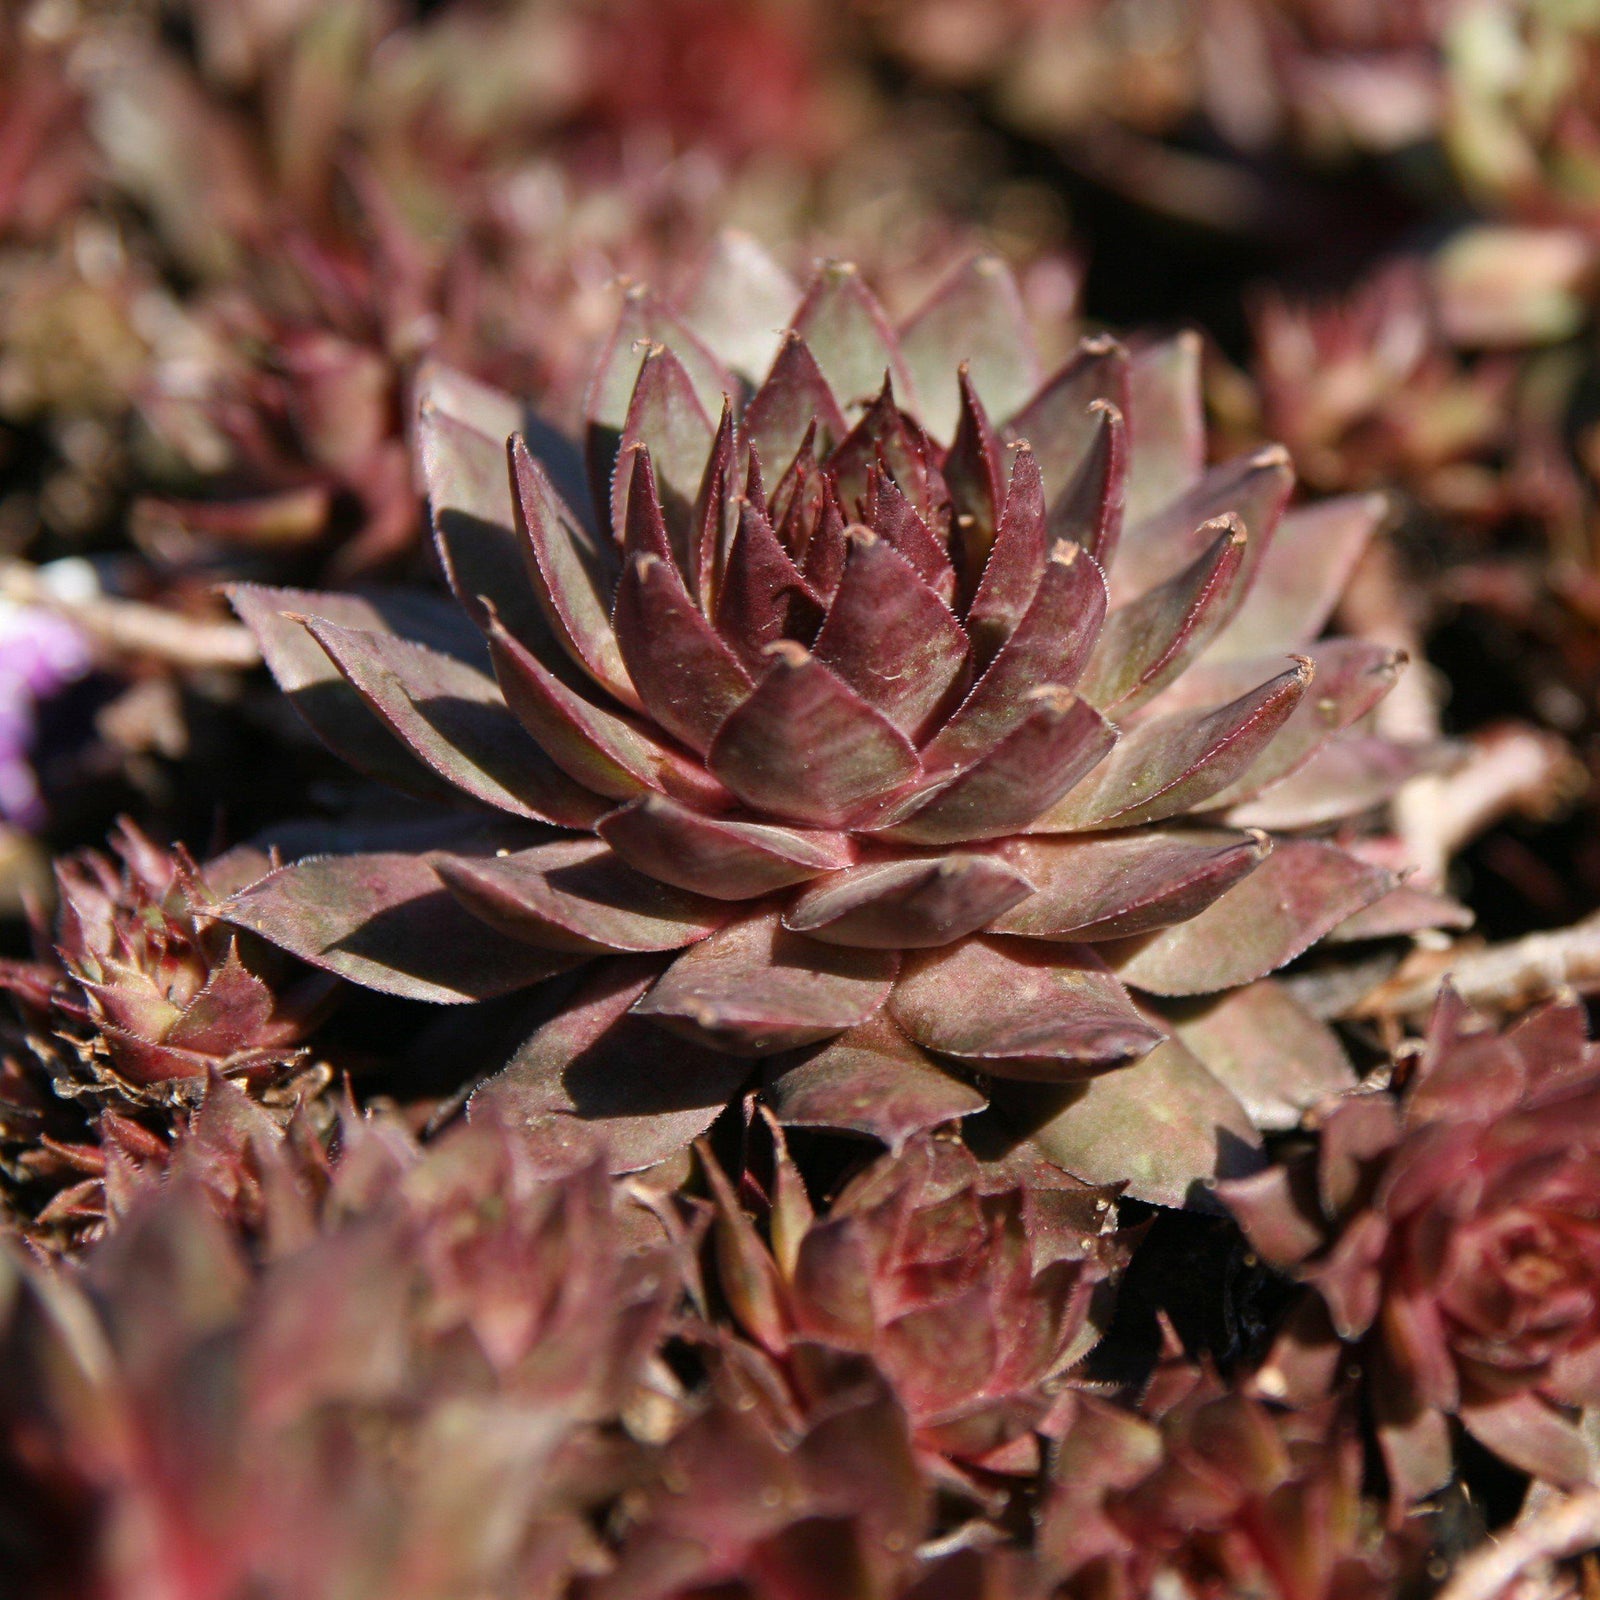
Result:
[1398, 722, 1585, 886]
[0, 562, 260, 670]
[1438, 1489, 1600, 1600]
[1350, 913, 1600, 1018]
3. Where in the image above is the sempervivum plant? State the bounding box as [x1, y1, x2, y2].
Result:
[0, 820, 334, 1247]
[1223, 986, 1600, 1507]
[221, 244, 1452, 1201]
[703, 1125, 1127, 1495]
[1037, 1365, 1410, 1600]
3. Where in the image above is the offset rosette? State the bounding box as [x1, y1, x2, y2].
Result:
[222, 242, 1457, 1200]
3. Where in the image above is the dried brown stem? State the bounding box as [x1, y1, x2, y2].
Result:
[1437, 1489, 1600, 1600]
[1350, 913, 1600, 1019]
[0, 562, 260, 670]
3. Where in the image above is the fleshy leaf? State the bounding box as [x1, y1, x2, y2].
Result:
[714, 499, 823, 674]
[610, 344, 716, 561]
[509, 434, 638, 710]
[1104, 840, 1396, 996]
[471, 958, 750, 1172]
[1172, 979, 1358, 1131]
[682, 231, 801, 381]
[633, 909, 898, 1056]
[1225, 736, 1443, 831]
[932, 538, 1109, 772]
[811, 529, 970, 741]
[1035, 662, 1311, 831]
[707, 646, 921, 828]
[227, 585, 472, 803]
[884, 690, 1114, 846]
[782, 853, 1034, 948]
[612, 550, 753, 754]
[790, 261, 915, 409]
[1111, 447, 1294, 607]
[1046, 400, 1125, 570]
[1005, 336, 1129, 515]
[992, 828, 1269, 941]
[744, 333, 850, 478]
[1124, 332, 1205, 525]
[433, 839, 730, 954]
[1206, 493, 1386, 661]
[1078, 517, 1247, 712]
[219, 853, 574, 1003]
[486, 607, 729, 808]
[765, 1011, 987, 1149]
[889, 936, 1164, 1080]
[900, 255, 1040, 442]
[598, 794, 854, 901]
[301, 616, 606, 828]
[1002, 1034, 1262, 1206]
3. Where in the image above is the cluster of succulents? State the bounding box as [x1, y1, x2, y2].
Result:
[12, 3, 1600, 1599]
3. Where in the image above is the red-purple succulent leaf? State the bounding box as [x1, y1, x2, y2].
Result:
[714, 499, 825, 674]
[1320, 1095, 1404, 1221]
[1193, 641, 1406, 811]
[1035, 663, 1312, 832]
[802, 494, 850, 600]
[509, 435, 639, 712]
[1218, 1165, 1330, 1270]
[1111, 448, 1295, 609]
[783, 854, 1034, 948]
[598, 794, 854, 901]
[416, 358, 523, 443]
[765, 1011, 988, 1149]
[1103, 841, 1396, 996]
[610, 344, 716, 562]
[1046, 401, 1126, 571]
[300, 616, 607, 829]
[1205, 493, 1387, 662]
[993, 828, 1270, 942]
[791, 1220, 878, 1346]
[1225, 737, 1445, 831]
[470, 957, 750, 1173]
[944, 370, 1007, 593]
[692, 401, 738, 613]
[1325, 885, 1474, 943]
[486, 608, 730, 809]
[633, 909, 898, 1057]
[164, 944, 287, 1055]
[702, 1145, 791, 1353]
[433, 839, 730, 955]
[1373, 1365, 1455, 1510]
[613, 552, 754, 754]
[1174, 980, 1359, 1133]
[882, 1286, 1002, 1420]
[1005, 337, 1130, 513]
[770, 426, 825, 551]
[219, 853, 575, 1003]
[1078, 518, 1247, 713]
[810, 530, 970, 741]
[1124, 332, 1205, 525]
[934, 541, 1109, 775]
[707, 647, 921, 829]
[227, 585, 469, 804]
[882, 691, 1114, 846]
[865, 467, 958, 607]
[965, 443, 1049, 664]
[1461, 1394, 1596, 1489]
[1009, 1033, 1262, 1205]
[585, 284, 729, 516]
[744, 332, 851, 479]
[682, 231, 801, 382]
[422, 403, 561, 661]
[901, 255, 1041, 442]
[890, 936, 1163, 1080]
[791, 261, 916, 411]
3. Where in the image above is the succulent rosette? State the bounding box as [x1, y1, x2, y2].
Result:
[0, 820, 334, 1245]
[220, 243, 1452, 1200]
[1038, 1369, 1408, 1600]
[1224, 987, 1600, 1506]
[704, 1126, 1126, 1489]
